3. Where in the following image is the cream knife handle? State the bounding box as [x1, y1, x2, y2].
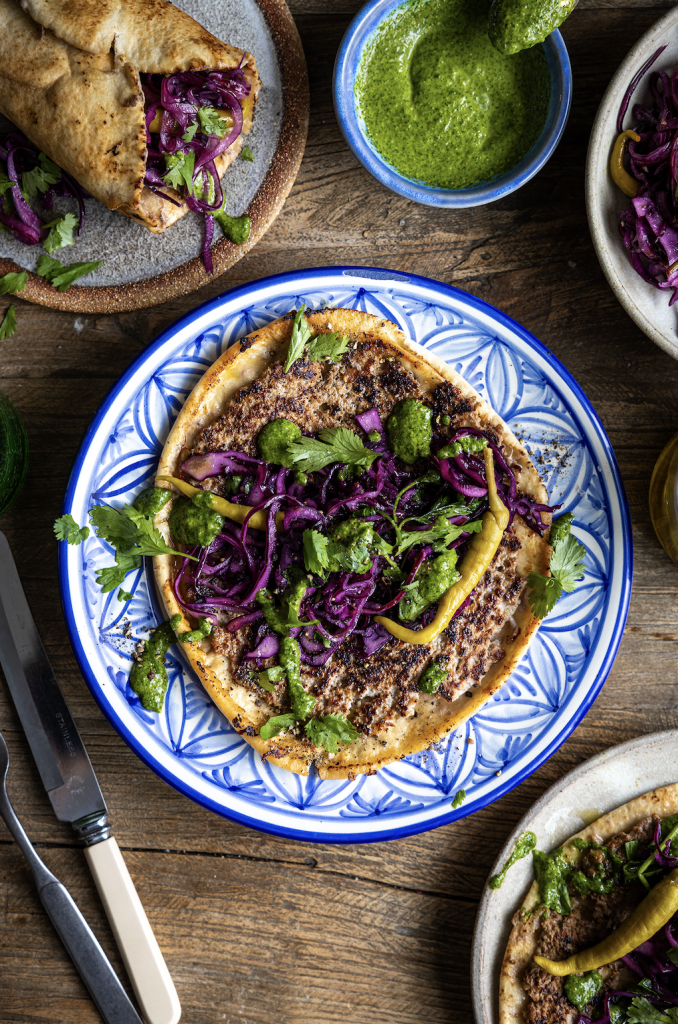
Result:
[85, 837, 181, 1024]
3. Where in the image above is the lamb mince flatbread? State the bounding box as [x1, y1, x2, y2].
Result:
[153, 308, 552, 779]
[499, 783, 678, 1024]
[0, 0, 260, 232]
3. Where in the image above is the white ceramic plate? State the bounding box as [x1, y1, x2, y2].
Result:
[472, 729, 678, 1024]
[59, 266, 631, 843]
[586, 6, 678, 361]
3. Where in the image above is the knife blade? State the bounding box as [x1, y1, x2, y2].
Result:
[0, 533, 107, 829]
[0, 530, 181, 1024]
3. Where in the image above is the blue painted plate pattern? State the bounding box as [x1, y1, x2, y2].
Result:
[60, 267, 632, 844]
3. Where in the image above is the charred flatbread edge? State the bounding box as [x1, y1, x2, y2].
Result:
[498, 782, 678, 1024]
[153, 308, 551, 779]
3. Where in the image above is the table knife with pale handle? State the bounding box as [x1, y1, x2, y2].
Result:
[0, 530, 181, 1024]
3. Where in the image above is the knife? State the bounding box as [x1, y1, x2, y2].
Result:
[0, 530, 181, 1024]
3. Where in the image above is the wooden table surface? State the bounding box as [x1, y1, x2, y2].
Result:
[2, 1, 678, 1021]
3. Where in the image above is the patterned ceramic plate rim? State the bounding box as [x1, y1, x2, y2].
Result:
[59, 267, 633, 843]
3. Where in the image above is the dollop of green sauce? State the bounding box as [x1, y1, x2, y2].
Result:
[563, 971, 603, 1013]
[355, 0, 551, 190]
[419, 657, 447, 693]
[488, 0, 578, 55]
[386, 399, 433, 464]
[133, 486, 172, 517]
[129, 621, 176, 713]
[399, 549, 460, 621]
[257, 418, 301, 467]
[488, 830, 537, 889]
[169, 492, 224, 548]
[129, 614, 212, 712]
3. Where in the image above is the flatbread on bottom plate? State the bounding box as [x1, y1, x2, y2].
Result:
[154, 308, 551, 778]
[499, 783, 678, 1024]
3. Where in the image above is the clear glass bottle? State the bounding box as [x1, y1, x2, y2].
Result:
[649, 433, 678, 564]
[0, 390, 28, 517]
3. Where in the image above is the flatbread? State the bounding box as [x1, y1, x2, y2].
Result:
[499, 783, 678, 1024]
[153, 308, 551, 778]
[0, 0, 260, 232]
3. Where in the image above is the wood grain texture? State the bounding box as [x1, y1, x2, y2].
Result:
[1, 3, 678, 1022]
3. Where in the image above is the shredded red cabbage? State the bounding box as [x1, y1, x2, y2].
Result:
[170, 409, 559, 663]
[615, 53, 678, 308]
[0, 131, 87, 247]
[142, 68, 251, 269]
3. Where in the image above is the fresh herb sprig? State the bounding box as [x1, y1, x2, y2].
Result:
[284, 305, 350, 373]
[527, 512, 586, 618]
[55, 492, 195, 594]
[36, 254, 103, 291]
[288, 426, 378, 473]
[0, 304, 17, 339]
[0, 272, 28, 295]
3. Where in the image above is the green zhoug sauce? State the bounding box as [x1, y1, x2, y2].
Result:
[355, 0, 551, 190]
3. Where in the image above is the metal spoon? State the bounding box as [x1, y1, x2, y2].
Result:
[0, 727, 143, 1024]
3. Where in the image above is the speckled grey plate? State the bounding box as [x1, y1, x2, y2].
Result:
[586, 6, 678, 362]
[471, 730, 678, 1024]
[0, 0, 308, 313]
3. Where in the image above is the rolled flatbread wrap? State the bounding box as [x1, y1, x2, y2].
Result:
[0, 0, 261, 233]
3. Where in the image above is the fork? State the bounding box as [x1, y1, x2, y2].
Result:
[0, 727, 143, 1024]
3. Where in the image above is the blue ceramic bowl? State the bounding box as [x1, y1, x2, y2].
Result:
[333, 0, 573, 208]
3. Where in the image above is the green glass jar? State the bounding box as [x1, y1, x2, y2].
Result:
[649, 433, 678, 564]
[0, 391, 28, 517]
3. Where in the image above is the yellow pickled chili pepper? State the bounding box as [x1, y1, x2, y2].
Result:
[535, 867, 678, 977]
[156, 475, 285, 531]
[374, 448, 509, 645]
[610, 130, 641, 198]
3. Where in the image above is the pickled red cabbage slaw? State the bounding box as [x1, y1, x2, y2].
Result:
[171, 416, 558, 668]
[142, 68, 252, 272]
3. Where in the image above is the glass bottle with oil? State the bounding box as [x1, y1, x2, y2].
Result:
[650, 434, 678, 564]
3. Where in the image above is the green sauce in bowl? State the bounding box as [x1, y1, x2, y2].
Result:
[355, 0, 551, 190]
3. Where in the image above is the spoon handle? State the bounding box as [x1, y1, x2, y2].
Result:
[0, 787, 144, 1024]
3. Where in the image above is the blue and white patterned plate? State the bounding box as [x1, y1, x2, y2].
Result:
[60, 267, 632, 844]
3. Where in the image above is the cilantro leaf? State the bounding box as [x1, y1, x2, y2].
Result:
[527, 574, 562, 619]
[214, 208, 251, 245]
[284, 304, 312, 373]
[54, 513, 90, 545]
[96, 549, 141, 593]
[182, 121, 199, 144]
[451, 789, 466, 809]
[198, 106, 232, 137]
[162, 150, 195, 194]
[240, 145, 254, 162]
[550, 531, 586, 591]
[21, 153, 60, 198]
[303, 529, 330, 575]
[288, 426, 378, 473]
[124, 506, 195, 559]
[36, 254, 102, 291]
[0, 304, 17, 340]
[528, 514, 586, 619]
[89, 505, 140, 551]
[0, 272, 28, 295]
[395, 515, 482, 557]
[304, 713, 359, 753]
[258, 666, 286, 693]
[549, 511, 574, 547]
[260, 713, 297, 740]
[43, 213, 78, 254]
[118, 588, 133, 602]
[627, 998, 678, 1023]
[307, 332, 349, 363]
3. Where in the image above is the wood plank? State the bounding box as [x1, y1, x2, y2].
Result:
[0, 844, 475, 1024]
